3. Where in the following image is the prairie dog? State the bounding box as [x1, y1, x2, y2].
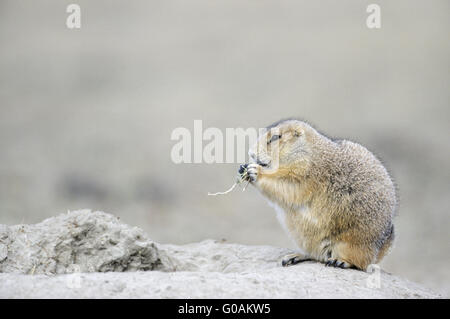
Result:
[242, 119, 397, 270]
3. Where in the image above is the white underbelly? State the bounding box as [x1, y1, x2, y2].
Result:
[266, 200, 304, 252]
[267, 200, 289, 233]
[267, 200, 323, 257]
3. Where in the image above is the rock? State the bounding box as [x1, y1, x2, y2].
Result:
[0, 210, 175, 274]
[0, 210, 442, 298]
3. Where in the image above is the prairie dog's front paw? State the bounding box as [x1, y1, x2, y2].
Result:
[247, 163, 260, 182]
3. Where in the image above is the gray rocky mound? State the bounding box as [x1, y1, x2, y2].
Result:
[0, 210, 442, 298]
[0, 210, 174, 274]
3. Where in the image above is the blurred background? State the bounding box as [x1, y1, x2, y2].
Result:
[0, 0, 448, 296]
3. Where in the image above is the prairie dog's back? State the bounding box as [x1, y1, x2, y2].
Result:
[315, 139, 397, 218]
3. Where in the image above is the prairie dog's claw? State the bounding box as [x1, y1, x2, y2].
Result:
[281, 253, 310, 267]
[238, 164, 248, 175]
[247, 163, 260, 182]
[325, 259, 352, 269]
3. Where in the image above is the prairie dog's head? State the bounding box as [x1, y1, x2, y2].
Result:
[248, 119, 318, 174]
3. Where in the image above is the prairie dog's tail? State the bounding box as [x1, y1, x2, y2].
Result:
[376, 224, 395, 263]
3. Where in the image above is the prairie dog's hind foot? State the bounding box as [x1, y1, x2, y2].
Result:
[325, 258, 353, 269]
[281, 253, 311, 267]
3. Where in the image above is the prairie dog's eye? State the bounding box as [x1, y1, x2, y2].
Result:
[268, 134, 282, 144]
[294, 131, 301, 137]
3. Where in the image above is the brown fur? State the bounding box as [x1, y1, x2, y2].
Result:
[247, 119, 397, 270]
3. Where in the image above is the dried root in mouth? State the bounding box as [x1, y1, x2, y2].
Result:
[207, 165, 249, 196]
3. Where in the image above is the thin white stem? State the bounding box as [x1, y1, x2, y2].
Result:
[207, 182, 239, 196]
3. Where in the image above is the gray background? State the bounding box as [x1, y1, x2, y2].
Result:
[0, 0, 449, 296]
